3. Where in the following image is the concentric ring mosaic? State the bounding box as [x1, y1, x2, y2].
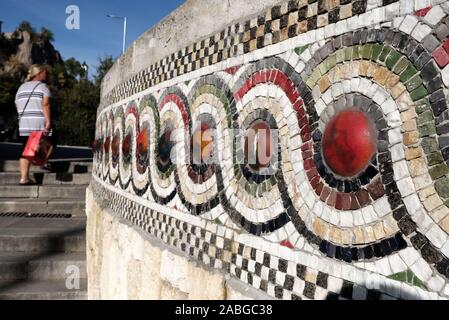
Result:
[92, 0, 449, 299]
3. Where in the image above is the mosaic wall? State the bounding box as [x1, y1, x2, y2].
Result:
[92, 0, 449, 299]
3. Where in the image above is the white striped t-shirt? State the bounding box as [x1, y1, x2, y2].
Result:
[15, 81, 51, 136]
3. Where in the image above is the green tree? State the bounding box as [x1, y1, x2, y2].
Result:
[40, 27, 54, 42]
[94, 55, 115, 86]
[64, 58, 83, 83]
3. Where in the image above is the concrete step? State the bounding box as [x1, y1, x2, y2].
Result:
[0, 185, 87, 199]
[0, 233, 86, 254]
[0, 217, 86, 253]
[0, 160, 92, 173]
[0, 252, 86, 281]
[28, 252, 86, 281]
[0, 198, 85, 216]
[0, 172, 91, 185]
[0, 279, 87, 300]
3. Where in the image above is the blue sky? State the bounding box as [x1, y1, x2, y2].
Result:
[0, 0, 185, 76]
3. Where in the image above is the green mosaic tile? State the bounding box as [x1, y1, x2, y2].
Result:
[387, 270, 428, 290]
[295, 44, 309, 56]
[197, 86, 207, 95]
[427, 152, 444, 166]
[410, 85, 428, 101]
[361, 44, 372, 60]
[435, 177, 449, 199]
[417, 110, 434, 126]
[400, 64, 418, 83]
[235, 170, 242, 181]
[352, 45, 361, 60]
[307, 69, 321, 88]
[385, 50, 402, 70]
[248, 183, 257, 195]
[415, 99, 431, 114]
[422, 137, 440, 154]
[405, 74, 423, 92]
[371, 44, 383, 61]
[327, 53, 337, 70]
[419, 123, 437, 137]
[256, 186, 266, 197]
[429, 164, 449, 180]
[243, 180, 252, 193]
[344, 47, 353, 61]
[392, 56, 409, 75]
[335, 49, 345, 64]
[318, 62, 329, 76]
[378, 46, 392, 62]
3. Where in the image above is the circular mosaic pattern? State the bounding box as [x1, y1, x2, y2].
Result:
[111, 129, 120, 166]
[94, 27, 449, 282]
[240, 110, 278, 184]
[122, 130, 132, 164]
[157, 125, 175, 174]
[136, 126, 149, 174]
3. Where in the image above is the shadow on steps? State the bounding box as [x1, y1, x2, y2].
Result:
[0, 223, 87, 299]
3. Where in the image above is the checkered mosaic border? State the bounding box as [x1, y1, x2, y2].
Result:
[99, 0, 398, 109]
[91, 178, 405, 300]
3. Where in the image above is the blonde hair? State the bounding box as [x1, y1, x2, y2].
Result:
[26, 64, 47, 81]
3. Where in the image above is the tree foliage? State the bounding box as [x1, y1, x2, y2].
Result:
[39, 27, 54, 42]
[94, 55, 114, 87]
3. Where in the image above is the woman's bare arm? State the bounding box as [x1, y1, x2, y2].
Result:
[42, 96, 51, 131]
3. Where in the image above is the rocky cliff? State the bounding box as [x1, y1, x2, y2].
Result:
[0, 28, 63, 74]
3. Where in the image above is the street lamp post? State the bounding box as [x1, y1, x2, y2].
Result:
[107, 14, 127, 55]
[81, 62, 89, 80]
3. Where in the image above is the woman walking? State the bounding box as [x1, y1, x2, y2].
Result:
[15, 64, 55, 185]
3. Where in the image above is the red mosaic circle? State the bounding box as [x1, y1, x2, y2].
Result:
[136, 128, 149, 156]
[322, 109, 377, 178]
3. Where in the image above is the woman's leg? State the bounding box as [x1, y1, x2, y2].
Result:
[19, 157, 31, 183]
[18, 136, 31, 184]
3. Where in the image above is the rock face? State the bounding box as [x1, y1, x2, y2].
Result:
[1, 29, 63, 73]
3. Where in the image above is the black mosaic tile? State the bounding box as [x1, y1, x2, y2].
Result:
[316, 272, 328, 289]
[297, 264, 307, 280]
[328, 8, 340, 24]
[275, 285, 284, 299]
[271, 5, 281, 19]
[303, 282, 316, 299]
[284, 275, 295, 291]
[278, 259, 288, 273]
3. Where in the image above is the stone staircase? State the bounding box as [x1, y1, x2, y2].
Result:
[0, 159, 90, 300]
